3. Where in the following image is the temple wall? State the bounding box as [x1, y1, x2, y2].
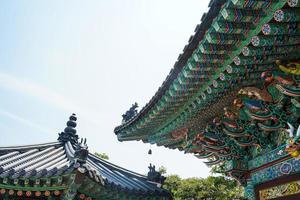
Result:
[245, 148, 300, 200]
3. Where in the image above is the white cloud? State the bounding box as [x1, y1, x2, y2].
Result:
[0, 72, 99, 124]
[0, 109, 53, 134]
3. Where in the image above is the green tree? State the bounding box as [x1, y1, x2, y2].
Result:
[210, 163, 227, 176]
[94, 152, 109, 160]
[163, 175, 243, 200]
[163, 175, 181, 197]
[176, 177, 204, 200]
[158, 166, 167, 175]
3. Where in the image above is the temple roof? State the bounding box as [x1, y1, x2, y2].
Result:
[0, 114, 171, 199]
[114, 0, 300, 141]
[114, 0, 300, 168]
[115, 0, 226, 136]
[0, 142, 168, 194]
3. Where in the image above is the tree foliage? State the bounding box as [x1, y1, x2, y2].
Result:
[158, 166, 167, 175]
[163, 175, 181, 197]
[209, 162, 227, 176]
[163, 174, 243, 200]
[94, 152, 109, 160]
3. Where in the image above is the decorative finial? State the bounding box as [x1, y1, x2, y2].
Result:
[74, 138, 89, 164]
[147, 163, 165, 184]
[64, 113, 77, 134]
[122, 102, 138, 123]
[58, 114, 79, 145]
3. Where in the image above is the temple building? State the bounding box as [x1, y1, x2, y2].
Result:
[115, 0, 300, 199]
[0, 114, 171, 200]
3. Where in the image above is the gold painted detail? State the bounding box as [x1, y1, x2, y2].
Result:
[285, 123, 300, 158]
[276, 59, 300, 76]
[259, 180, 300, 200]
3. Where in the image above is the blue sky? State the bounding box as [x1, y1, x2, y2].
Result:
[0, 0, 211, 178]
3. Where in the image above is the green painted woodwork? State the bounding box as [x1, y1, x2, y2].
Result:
[277, 9, 300, 22]
[0, 169, 169, 199]
[62, 172, 78, 200]
[230, 0, 274, 9]
[117, 0, 293, 147]
[0, 183, 66, 191]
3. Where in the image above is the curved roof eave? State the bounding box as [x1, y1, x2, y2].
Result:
[115, 0, 226, 134]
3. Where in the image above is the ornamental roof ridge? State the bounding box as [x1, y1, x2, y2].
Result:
[0, 115, 172, 198]
[58, 113, 80, 146]
[57, 114, 89, 165]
